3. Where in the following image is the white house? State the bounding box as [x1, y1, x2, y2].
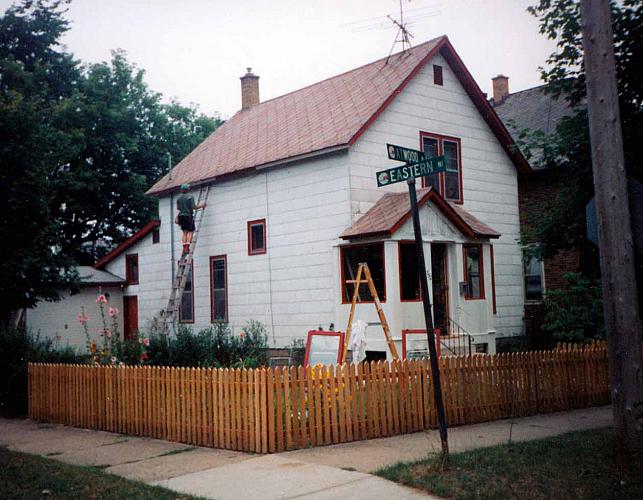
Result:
[94, 36, 531, 356]
[25, 266, 125, 350]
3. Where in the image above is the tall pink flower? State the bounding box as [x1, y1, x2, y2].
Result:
[95, 294, 108, 304]
[143, 337, 150, 346]
[108, 307, 119, 317]
[77, 313, 90, 324]
[105, 329, 112, 338]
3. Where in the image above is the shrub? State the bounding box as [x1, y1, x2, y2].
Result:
[145, 320, 269, 368]
[0, 326, 85, 417]
[542, 272, 604, 343]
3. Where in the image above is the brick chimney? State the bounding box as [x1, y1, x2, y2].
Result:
[240, 67, 260, 110]
[492, 74, 509, 104]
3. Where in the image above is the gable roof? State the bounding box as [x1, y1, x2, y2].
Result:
[94, 220, 160, 269]
[493, 85, 577, 170]
[148, 36, 530, 196]
[341, 187, 500, 240]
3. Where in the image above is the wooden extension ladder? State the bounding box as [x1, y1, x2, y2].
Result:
[341, 262, 399, 363]
[162, 185, 210, 331]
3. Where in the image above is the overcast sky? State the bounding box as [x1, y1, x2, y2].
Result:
[2, 0, 557, 118]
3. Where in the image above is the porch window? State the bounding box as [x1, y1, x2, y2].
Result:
[125, 254, 139, 285]
[463, 244, 484, 299]
[524, 253, 545, 301]
[341, 243, 386, 303]
[210, 255, 228, 322]
[420, 132, 463, 203]
[248, 219, 266, 255]
[179, 261, 194, 323]
[399, 242, 421, 301]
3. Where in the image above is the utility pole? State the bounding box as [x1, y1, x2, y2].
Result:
[579, 0, 643, 459]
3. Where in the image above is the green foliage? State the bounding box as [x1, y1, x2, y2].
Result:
[542, 272, 604, 342]
[0, 1, 222, 317]
[523, 0, 643, 258]
[145, 321, 269, 368]
[0, 325, 86, 416]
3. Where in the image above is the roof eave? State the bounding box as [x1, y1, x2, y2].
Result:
[146, 144, 350, 197]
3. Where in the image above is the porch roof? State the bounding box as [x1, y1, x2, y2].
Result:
[340, 188, 500, 240]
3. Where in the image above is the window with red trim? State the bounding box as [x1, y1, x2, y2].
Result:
[463, 244, 484, 299]
[210, 256, 227, 322]
[179, 261, 194, 323]
[125, 254, 139, 285]
[399, 241, 421, 301]
[340, 243, 386, 303]
[420, 132, 463, 203]
[433, 64, 443, 86]
[248, 219, 266, 255]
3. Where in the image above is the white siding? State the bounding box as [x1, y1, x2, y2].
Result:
[26, 287, 124, 350]
[109, 153, 352, 347]
[348, 53, 524, 338]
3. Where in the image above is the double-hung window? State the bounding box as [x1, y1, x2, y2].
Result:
[210, 256, 228, 322]
[420, 132, 463, 203]
[524, 250, 545, 302]
[125, 254, 139, 285]
[179, 261, 194, 323]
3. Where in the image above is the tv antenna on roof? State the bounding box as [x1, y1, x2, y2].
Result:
[386, 0, 414, 61]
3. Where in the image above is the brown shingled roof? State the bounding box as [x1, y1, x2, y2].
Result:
[147, 36, 529, 196]
[341, 188, 500, 240]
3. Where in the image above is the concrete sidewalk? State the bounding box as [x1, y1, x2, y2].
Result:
[0, 406, 612, 499]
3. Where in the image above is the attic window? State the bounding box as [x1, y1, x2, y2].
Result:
[433, 65, 443, 86]
[152, 228, 160, 244]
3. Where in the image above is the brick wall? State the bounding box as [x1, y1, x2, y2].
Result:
[519, 170, 584, 338]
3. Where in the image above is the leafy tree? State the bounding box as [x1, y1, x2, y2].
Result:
[0, 0, 222, 319]
[542, 272, 604, 342]
[524, 0, 642, 257]
[0, 0, 80, 319]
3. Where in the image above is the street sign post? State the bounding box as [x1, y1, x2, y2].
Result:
[379, 144, 450, 458]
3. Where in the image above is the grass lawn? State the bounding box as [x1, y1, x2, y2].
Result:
[377, 428, 643, 500]
[0, 446, 200, 499]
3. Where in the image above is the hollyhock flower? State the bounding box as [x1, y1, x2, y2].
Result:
[95, 294, 108, 304]
[142, 337, 150, 346]
[108, 307, 119, 317]
[111, 356, 117, 365]
[105, 329, 111, 338]
[140, 352, 149, 361]
[77, 313, 90, 324]
[240, 332, 245, 339]
[119, 361, 125, 366]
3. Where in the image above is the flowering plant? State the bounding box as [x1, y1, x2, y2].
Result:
[79, 294, 149, 366]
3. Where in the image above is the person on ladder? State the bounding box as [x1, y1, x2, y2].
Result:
[175, 183, 206, 254]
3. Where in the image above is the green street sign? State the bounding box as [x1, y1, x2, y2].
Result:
[387, 143, 424, 163]
[376, 155, 446, 187]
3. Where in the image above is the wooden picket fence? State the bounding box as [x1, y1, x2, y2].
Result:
[28, 344, 609, 453]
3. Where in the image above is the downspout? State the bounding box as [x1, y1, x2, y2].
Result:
[168, 153, 176, 303]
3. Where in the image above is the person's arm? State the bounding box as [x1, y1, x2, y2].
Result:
[195, 202, 206, 210]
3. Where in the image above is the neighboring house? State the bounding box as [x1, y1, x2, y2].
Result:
[94, 36, 532, 356]
[25, 266, 125, 349]
[490, 75, 591, 339]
